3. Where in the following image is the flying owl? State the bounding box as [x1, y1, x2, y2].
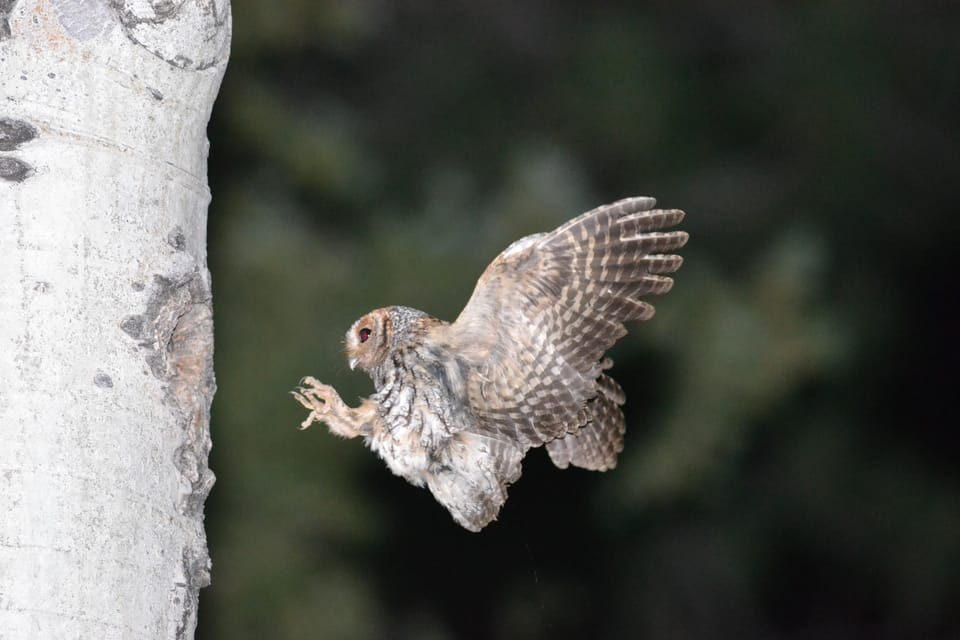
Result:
[292, 196, 688, 531]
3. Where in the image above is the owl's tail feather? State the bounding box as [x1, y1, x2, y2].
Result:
[426, 432, 524, 532]
[545, 374, 626, 472]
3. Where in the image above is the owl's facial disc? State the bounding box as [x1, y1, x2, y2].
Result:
[346, 311, 387, 373]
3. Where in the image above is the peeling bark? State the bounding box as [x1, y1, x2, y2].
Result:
[121, 271, 217, 518]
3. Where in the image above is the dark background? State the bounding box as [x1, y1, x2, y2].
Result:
[198, 2, 960, 638]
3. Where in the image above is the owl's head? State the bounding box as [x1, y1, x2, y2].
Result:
[345, 306, 429, 374]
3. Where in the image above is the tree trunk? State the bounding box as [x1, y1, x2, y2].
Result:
[0, 1, 229, 637]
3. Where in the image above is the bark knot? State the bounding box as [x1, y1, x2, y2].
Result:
[0, 117, 39, 151]
[123, 271, 216, 517]
[0, 156, 33, 182]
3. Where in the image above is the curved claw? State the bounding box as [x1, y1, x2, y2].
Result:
[299, 375, 323, 388]
[291, 383, 331, 431]
[290, 389, 308, 406]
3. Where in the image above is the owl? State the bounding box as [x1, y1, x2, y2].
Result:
[292, 196, 688, 531]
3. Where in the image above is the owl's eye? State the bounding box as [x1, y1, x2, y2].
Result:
[358, 327, 372, 343]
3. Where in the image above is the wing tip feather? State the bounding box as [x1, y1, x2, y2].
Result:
[609, 196, 657, 212]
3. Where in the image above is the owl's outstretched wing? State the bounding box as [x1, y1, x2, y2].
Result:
[441, 196, 687, 450]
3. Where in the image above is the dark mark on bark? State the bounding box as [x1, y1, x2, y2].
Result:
[0, 156, 33, 182]
[132, 281, 145, 291]
[120, 314, 146, 339]
[0, 118, 38, 150]
[0, 0, 16, 40]
[53, 0, 113, 39]
[0, 118, 37, 182]
[147, 86, 163, 101]
[167, 226, 185, 251]
[94, 372, 114, 388]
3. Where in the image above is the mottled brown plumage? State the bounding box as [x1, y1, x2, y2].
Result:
[292, 196, 688, 531]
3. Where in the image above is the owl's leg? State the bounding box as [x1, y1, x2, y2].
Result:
[291, 376, 376, 438]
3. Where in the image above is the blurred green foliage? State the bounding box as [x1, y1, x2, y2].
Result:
[200, 2, 960, 638]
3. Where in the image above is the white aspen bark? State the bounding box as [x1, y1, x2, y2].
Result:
[0, 1, 230, 638]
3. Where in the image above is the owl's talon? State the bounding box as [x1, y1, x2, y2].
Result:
[292, 377, 369, 439]
[291, 381, 334, 432]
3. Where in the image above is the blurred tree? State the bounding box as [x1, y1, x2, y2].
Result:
[200, 2, 960, 639]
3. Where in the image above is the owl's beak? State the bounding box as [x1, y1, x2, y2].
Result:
[349, 357, 358, 371]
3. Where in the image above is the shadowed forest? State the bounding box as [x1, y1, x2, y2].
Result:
[199, 2, 959, 638]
